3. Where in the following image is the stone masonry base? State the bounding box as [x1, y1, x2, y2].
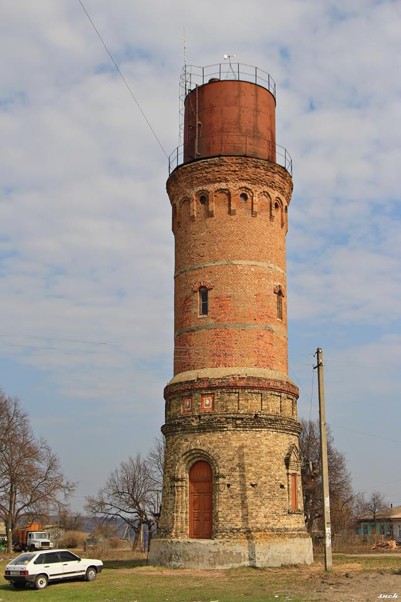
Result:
[149, 536, 313, 569]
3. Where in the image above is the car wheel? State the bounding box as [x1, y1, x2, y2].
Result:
[85, 566, 97, 581]
[11, 581, 25, 588]
[34, 574, 48, 590]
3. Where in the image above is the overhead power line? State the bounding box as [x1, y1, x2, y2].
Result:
[331, 423, 401, 445]
[78, 0, 168, 159]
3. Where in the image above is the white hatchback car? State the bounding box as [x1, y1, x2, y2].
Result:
[4, 549, 103, 589]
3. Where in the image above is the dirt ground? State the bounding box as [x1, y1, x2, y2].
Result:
[138, 561, 401, 602]
[270, 561, 401, 602]
[305, 567, 401, 602]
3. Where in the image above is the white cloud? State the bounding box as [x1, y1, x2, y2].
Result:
[0, 0, 400, 509]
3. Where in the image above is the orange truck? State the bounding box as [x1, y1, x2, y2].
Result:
[13, 522, 53, 552]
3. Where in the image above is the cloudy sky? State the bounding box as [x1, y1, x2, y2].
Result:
[1, 0, 400, 512]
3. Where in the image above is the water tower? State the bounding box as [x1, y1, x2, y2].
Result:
[149, 63, 313, 568]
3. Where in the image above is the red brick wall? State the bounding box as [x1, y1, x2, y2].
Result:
[167, 156, 293, 377]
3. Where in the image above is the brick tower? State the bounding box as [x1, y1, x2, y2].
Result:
[149, 63, 313, 568]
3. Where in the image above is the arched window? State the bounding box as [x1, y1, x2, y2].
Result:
[199, 286, 208, 316]
[285, 445, 301, 513]
[189, 461, 213, 539]
[193, 282, 213, 317]
[274, 285, 284, 320]
[277, 289, 283, 320]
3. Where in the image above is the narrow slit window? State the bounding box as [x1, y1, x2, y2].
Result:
[277, 290, 283, 320]
[199, 287, 208, 316]
[290, 473, 298, 511]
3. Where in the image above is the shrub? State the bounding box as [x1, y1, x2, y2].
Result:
[60, 530, 88, 549]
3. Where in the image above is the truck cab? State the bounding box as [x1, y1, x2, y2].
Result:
[13, 524, 53, 552]
[26, 531, 53, 551]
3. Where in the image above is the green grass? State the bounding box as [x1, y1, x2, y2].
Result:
[331, 553, 401, 570]
[0, 553, 400, 602]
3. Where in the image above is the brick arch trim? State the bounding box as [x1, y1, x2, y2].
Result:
[271, 195, 286, 227]
[192, 281, 214, 292]
[285, 444, 301, 471]
[177, 447, 219, 480]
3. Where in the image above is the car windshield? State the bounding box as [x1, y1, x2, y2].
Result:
[32, 532, 47, 539]
[9, 553, 35, 565]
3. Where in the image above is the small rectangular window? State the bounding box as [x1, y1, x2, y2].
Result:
[199, 287, 208, 316]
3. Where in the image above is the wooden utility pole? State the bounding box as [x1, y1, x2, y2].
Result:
[315, 347, 332, 570]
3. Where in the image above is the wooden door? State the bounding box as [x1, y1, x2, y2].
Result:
[189, 461, 213, 539]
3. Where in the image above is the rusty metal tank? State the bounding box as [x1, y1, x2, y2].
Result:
[183, 76, 276, 163]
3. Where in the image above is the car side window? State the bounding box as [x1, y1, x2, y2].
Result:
[10, 554, 34, 565]
[59, 551, 79, 562]
[33, 554, 45, 565]
[44, 552, 61, 564]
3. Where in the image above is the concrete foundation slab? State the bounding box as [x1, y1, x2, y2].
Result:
[149, 537, 313, 569]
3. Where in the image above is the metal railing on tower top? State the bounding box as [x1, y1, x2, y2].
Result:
[180, 63, 277, 98]
[168, 142, 293, 175]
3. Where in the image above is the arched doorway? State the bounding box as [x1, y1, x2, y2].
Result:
[189, 460, 213, 539]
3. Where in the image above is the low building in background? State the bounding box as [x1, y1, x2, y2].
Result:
[357, 505, 401, 542]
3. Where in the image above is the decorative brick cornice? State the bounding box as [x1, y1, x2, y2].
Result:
[161, 413, 301, 436]
[167, 155, 293, 200]
[164, 375, 299, 400]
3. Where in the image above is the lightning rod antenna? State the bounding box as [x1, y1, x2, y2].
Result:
[224, 53, 238, 78]
[183, 27, 187, 65]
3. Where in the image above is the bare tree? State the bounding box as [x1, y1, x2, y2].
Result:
[361, 491, 388, 518]
[147, 436, 165, 488]
[147, 436, 165, 519]
[0, 391, 75, 552]
[300, 418, 354, 537]
[57, 509, 84, 532]
[358, 491, 389, 534]
[86, 452, 160, 550]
